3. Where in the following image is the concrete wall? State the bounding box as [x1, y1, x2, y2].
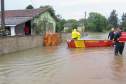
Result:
[0, 36, 43, 55]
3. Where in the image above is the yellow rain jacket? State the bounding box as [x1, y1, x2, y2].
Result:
[77, 31, 81, 40]
[72, 29, 78, 39]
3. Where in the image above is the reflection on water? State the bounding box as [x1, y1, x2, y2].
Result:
[0, 33, 126, 84]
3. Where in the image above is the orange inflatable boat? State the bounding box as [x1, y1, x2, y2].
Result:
[67, 40, 113, 48]
[67, 32, 126, 48]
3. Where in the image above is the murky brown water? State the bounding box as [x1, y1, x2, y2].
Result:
[0, 33, 126, 84]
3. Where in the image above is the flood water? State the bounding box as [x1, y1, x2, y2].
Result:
[0, 33, 126, 84]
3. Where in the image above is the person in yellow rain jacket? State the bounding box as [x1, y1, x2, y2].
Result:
[72, 29, 81, 40]
[72, 29, 77, 40]
[76, 30, 81, 40]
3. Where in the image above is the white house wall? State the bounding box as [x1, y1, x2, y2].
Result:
[10, 26, 16, 36]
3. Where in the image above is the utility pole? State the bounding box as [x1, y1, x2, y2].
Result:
[84, 11, 87, 31]
[82, 12, 86, 36]
[1, 0, 5, 35]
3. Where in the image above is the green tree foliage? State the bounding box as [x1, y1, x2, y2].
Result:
[87, 12, 108, 32]
[121, 13, 126, 31]
[108, 10, 118, 28]
[67, 19, 78, 29]
[26, 5, 34, 9]
[56, 15, 66, 32]
[63, 19, 78, 33]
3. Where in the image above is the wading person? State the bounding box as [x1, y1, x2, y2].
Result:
[114, 27, 125, 56]
[108, 28, 115, 40]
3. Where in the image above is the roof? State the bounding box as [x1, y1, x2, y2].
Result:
[0, 17, 32, 26]
[0, 7, 49, 18]
[0, 7, 57, 26]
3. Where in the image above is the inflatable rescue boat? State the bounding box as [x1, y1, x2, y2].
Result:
[67, 32, 126, 48]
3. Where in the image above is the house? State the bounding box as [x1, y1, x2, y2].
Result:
[64, 21, 85, 32]
[0, 7, 57, 36]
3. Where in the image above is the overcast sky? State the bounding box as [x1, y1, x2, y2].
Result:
[3, 0, 126, 20]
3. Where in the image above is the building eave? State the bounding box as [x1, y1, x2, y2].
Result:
[0, 24, 16, 27]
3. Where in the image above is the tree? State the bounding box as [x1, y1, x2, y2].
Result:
[108, 10, 118, 28]
[56, 19, 66, 32]
[67, 19, 78, 29]
[121, 13, 126, 31]
[87, 12, 108, 32]
[56, 15, 66, 32]
[26, 5, 34, 9]
[40, 5, 55, 17]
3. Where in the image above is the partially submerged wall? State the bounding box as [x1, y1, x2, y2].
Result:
[0, 36, 43, 55]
